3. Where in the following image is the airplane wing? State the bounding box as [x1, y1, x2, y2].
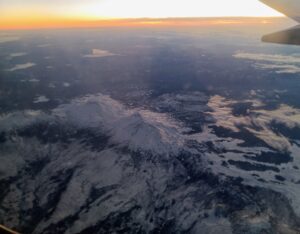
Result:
[262, 25, 300, 45]
[260, 0, 300, 22]
[260, 0, 300, 45]
[0, 224, 20, 234]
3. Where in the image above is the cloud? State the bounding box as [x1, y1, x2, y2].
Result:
[83, 49, 115, 58]
[0, 110, 49, 133]
[6, 62, 36, 71]
[63, 82, 71, 87]
[206, 95, 251, 132]
[9, 52, 27, 58]
[255, 64, 300, 74]
[207, 95, 300, 152]
[0, 36, 19, 43]
[1, 92, 298, 154]
[233, 52, 300, 74]
[28, 78, 40, 82]
[234, 53, 300, 64]
[33, 95, 50, 104]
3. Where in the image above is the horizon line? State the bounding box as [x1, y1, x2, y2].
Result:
[0, 16, 288, 31]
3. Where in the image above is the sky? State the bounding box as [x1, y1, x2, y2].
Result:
[0, 0, 282, 29]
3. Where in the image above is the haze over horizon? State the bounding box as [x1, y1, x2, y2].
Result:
[0, 0, 283, 29]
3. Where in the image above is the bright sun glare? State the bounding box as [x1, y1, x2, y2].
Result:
[0, 0, 282, 29]
[76, 0, 281, 19]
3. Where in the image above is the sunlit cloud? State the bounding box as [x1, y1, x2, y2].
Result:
[255, 64, 300, 74]
[207, 95, 300, 152]
[83, 49, 116, 58]
[234, 52, 300, 74]
[234, 53, 300, 63]
[6, 63, 36, 72]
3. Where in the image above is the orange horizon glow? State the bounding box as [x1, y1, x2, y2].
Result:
[0, 17, 288, 31]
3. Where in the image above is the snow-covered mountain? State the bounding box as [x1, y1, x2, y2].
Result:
[0, 93, 300, 234]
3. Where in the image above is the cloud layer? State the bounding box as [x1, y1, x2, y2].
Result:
[234, 52, 300, 74]
[1, 92, 300, 222]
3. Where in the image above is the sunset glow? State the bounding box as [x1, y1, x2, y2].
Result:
[0, 0, 283, 29]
